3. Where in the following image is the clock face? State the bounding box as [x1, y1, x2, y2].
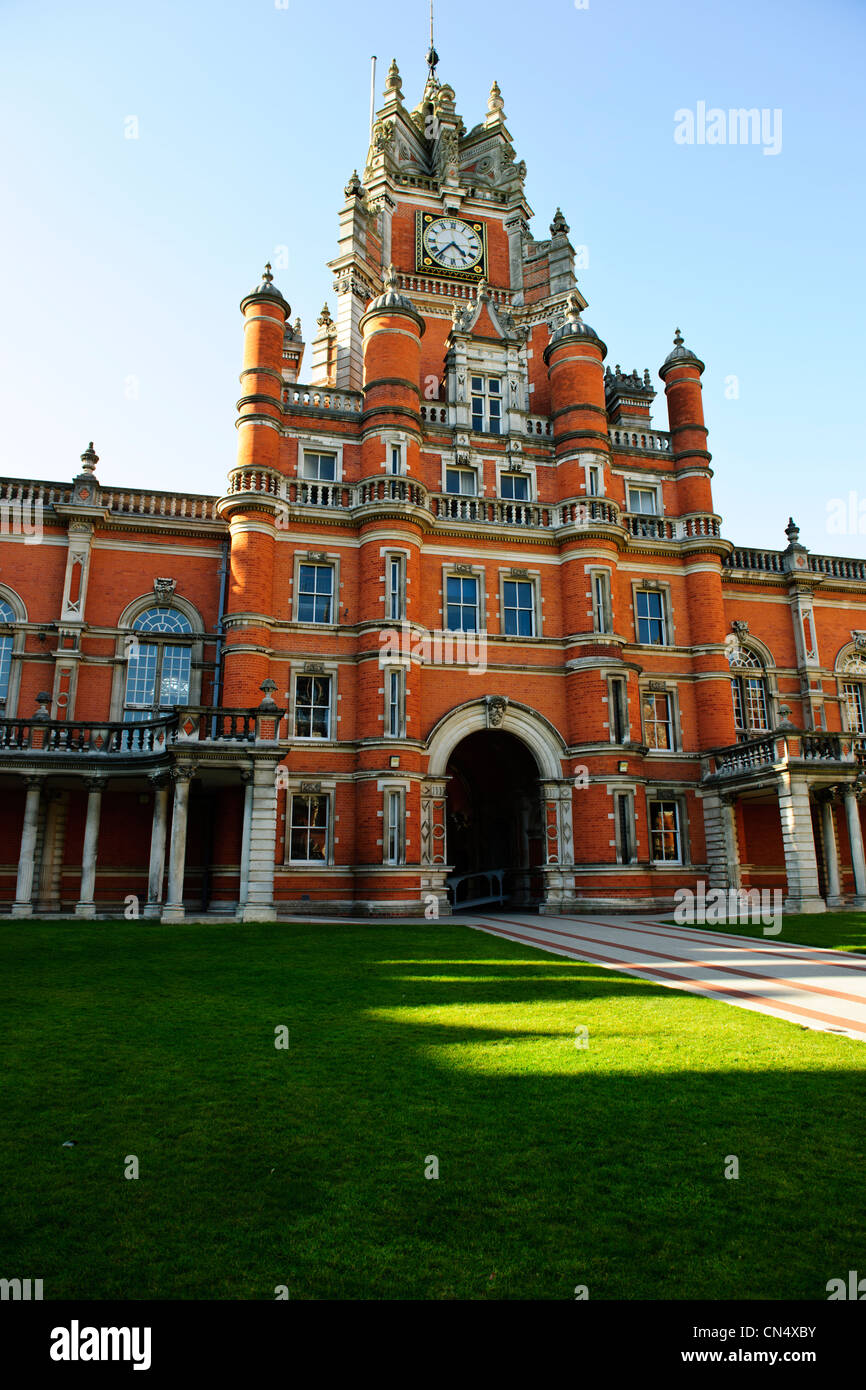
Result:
[421, 216, 484, 274]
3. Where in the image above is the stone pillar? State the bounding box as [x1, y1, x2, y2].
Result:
[37, 789, 67, 913]
[162, 766, 195, 923]
[702, 790, 742, 891]
[420, 777, 451, 916]
[12, 777, 43, 918]
[777, 773, 826, 914]
[241, 758, 279, 922]
[539, 779, 576, 914]
[237, 769, 254, 915]
[843, 785, 866, 907]
[819, 795, 843, 907]
[144, 774, 171, 919]
[75, 777, 107, 918]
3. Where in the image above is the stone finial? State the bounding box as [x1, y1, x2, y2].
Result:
[643, 368, 652, 387]
[673, 327, 684, 347]
[550, 207, 570, 238]
[317, 303, 333, 328]
[292, 317, 302, 338]
[785, 517, 800, 546]
[384, 58, 403, 100]
[259, 678, 278, 710]
[383, 263, 399, 291]
[488, 80, 505, 115]
[262, 262, 274, 285]
[344, 169, 363, 198]
[79, 442, 99, 473]
[476, 275, 490, 300]
[34, 691, 52, 721]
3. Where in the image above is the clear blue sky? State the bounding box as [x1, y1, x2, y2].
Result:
[1, 0, 864, 555]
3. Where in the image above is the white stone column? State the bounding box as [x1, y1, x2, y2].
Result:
[820, 796, 843, 907]
[162, 766, 195, 923]
[144, 774, 171, 919]
[75, 777, 107, 918]
[241, 759, 279, 922]
[702, 791, 742, 891]
[12, 777, 43, 918]
[843, 785, 866, 906]
[237, 769, 253, 915]
[777, 773, 826, 914]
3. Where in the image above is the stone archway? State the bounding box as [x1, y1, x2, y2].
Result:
[421, 697, 575, 913]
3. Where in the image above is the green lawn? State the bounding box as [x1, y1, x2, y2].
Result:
[665, 911, 866, 954]
[1, 919, 864, 1300]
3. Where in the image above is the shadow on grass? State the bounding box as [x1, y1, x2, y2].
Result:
[0, 919, 864, 1300]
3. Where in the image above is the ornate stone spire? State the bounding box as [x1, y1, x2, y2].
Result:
[79, 442, 99, 474]
[344, 169, 363, 199]
[550, 207, 570, 237]
[384, 58, 403, 102]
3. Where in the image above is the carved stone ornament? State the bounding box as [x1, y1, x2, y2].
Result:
[485, 695, 509, 729]
[303, 662, 325, 674]
[731, 620, 750, 636]
[852, 630, 866, 652]
[153, 577, 176, 602]
[299, 781, 322, 795]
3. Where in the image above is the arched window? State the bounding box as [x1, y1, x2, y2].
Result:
[123, 606, 193, 722]
[728, 644, 770, 738]
[840, 649, 866, 734]
[0, 599, 16, 708]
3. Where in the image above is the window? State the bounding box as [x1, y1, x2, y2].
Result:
[628, 486, 658, 515]
[636, 590, 666, 645]
[123, 606, 192, 721]
[294, 675, 332, 739]
[592, 572, 611, 634]
[616, 793, 635, 864]
[0, 599, 15, 706]
[501, 473, 529, 501]
[386, 555, 405, 622]
[843, 681, 865, 734]
[445, 466, 477, 496]
[386, 668, 405, 737]
[446, 575, 479, 632]
[608, 677, 627, 744]
[289, 793, 329, 862]
[649, 800, 682, 863]
[302, 451, 337, 481]
[471, 375, 502, 434]
[728, 645, 770, 736]
[389, 445, 402, 477]
[385, 787, 405, 865]
[503, 579, 535, 637]
[587, 465, 601, 497]
[644, 692, 674, 750]
[297, 564, 333, 624]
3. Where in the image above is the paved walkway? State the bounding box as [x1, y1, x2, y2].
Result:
[457, 912, 866, 1042]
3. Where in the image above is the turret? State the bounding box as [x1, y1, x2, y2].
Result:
[659, 328, 713, 513]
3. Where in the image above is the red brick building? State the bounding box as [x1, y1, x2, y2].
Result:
[1, 57, 865, 920]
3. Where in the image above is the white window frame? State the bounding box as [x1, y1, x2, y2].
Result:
[634, 585, 669, 647]
[607, 674, 629, 745]
[500, 574, 539, 638]
[292, 670, 336, 741]
[297, 435, 344, 482]
[444, 567, 484, 633]
[385, 666, 406, 738]
[590, 568, 612, 634]
[648, 796, 686, 866]
[286, 789, 333, 865]
[384, 785, 406, 865]
[470, 374, 503, 435]
[626, 481, 662, 516]
[444, 464, 479, 497]
[642, 687, 678, 752]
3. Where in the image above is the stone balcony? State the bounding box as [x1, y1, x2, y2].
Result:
[0, 706, 285, 768]
[703, 730, 866, 784]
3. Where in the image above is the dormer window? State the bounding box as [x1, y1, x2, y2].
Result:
[471, 376, 502, 434]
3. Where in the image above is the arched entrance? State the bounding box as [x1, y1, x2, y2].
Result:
[446, 729, 544, 906]
[421, 697, 576, 914]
